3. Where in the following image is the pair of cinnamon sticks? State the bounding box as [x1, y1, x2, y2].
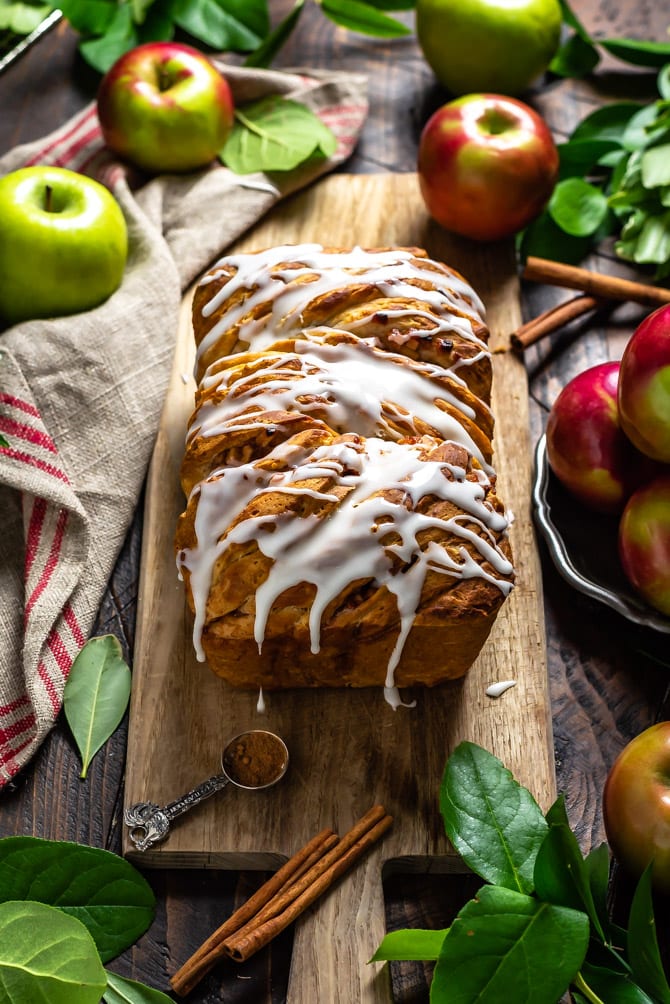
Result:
[511, 256, 670, 351]
[169, 804, 393, 997]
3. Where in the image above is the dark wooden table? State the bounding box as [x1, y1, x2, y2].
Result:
[1, 3, 669, 1001]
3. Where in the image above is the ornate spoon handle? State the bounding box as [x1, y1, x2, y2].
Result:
[124, 773, 230, 851]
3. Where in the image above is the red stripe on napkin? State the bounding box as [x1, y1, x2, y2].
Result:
[1, 447, 71, 482]
[24, 509, 69, 621]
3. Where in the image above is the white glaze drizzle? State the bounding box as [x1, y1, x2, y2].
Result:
[177, 435, 513, 693]
[183, 245, 512, 702]
[193, 336, 492, 471]
[195, 244, 488, 370]
[486, 680, 517, 698]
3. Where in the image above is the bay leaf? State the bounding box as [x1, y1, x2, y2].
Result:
[0, 836, 155, 963]
[0, 900, 106, 1004]
[221, 96, 337, 174]
[63, 634, 131, 779]
[103, 970, 173, 1003]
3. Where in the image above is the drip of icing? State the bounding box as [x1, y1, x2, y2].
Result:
[193, 337, 492, 471]
[178, 435, 513, 694]
[195, 245, 488, 370]
[486, 680, 517, 698]
[256, 687, 266, 713]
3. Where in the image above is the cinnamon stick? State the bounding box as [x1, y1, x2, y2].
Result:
[169, 806, 393, 994]
[224, 807, 393, 963]
[510, 293, 605, 351]
[169, 826, 339, 996]
[523, 256, 670, 307]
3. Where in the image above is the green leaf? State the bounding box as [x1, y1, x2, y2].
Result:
[556, 0, 592, 42]
[57, 0, 115, 35]
[0, 0, 53, 34]
[244, 0, 305, 68]
[584, 842, 612, 935]
[0, 434, 9, 448]
[171, 0, 265, 52]
[617, 208, 670, 265]
[439, 742, 548, 895]
[533, 796, 605, 941]
[222, 96, 337, 174]
[321, 0, 411, 37]
[103, 970, 174, 1003]
[557, 138, 621, 180]
[627, 865, 670, 1004]
[0, 900, 106, 1004]
[549, 33, 600, 79]
[548, 177, 610, 236]
[658, 65, 670, 102]
[579, 961, 657, 1003]
[370, 927, 448, 962]
[601, 38, 670, 69]
[78, 4, 139, 73]
[518, 207, 604, 265]
[641, 143, 670, 188]
[63, 634, 131, 780]
[621, 102, 669, 153]
[431, 886, 589, 1004]
[570, 102, 644, 144]
[0, 836, 155, 963]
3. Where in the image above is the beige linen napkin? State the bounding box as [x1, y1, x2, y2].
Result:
[0, 61, 368, 786]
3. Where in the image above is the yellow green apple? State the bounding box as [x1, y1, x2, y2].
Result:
[0, 166, 128, 327]
[416, 0, 562, 97]
[97, 42, 235, 174]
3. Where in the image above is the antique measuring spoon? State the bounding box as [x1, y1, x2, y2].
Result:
[124, 729, 289, 852]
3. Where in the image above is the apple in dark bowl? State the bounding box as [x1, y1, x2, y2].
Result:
[545, 361, 657, 515]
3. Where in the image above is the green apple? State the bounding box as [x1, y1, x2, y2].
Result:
[0, 166, 128, 327]
[416, 0, 562, 97]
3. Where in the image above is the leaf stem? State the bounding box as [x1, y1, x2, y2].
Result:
[572, 971, 606, 1004]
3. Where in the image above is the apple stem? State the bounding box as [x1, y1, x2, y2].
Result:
[45, 184, 53, 213]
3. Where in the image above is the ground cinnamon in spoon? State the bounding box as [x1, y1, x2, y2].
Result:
[222, 731, 288, 788]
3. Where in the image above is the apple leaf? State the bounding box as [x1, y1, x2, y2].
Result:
[321, 0, 411, 36]
[626, 865, 670, 1003]
[221, 96, 337, 174]
[103, 971, 174, 1003]
[533, 796, 606, 941]
[0, 0, 54, 34]
[578, 962, 657, 1003]
[0, 900, 107, 1004]
[0, 434, 8, 448]
[548, 177, 611, 237]
[439, 741, 548, 895]
[243, 0, 305, 69]
[171, 0, 266, 53]
[601, 37, 670, 69]
[431, 886, 590, 1004]
[0, 836, 155, 963]
[549, 32, 600, 79]
[370, 928, 448, 962]
[63, 634, 131, 780]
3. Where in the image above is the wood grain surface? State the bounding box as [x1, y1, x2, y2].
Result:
[123, 172, 554, 1001]
[2, 3, 670, 1002]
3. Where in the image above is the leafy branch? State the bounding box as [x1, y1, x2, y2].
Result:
[49, 0, 414, 74]
[519, 2, 670, 276]
[0, 836, 168, 1002]
[372, 741, 670, 1004]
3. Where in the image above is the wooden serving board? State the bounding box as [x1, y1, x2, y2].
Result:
[124, 173, 555, 1003]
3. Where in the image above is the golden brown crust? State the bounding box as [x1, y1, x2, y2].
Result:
[177, 244, 513, 692]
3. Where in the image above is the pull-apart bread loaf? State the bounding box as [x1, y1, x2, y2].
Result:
[175, 244, 514, 704]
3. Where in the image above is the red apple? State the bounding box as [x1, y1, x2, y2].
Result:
[97, 42, 234, 174]
[417, 93, 559, 242]
[618, 473, 670, 616]
[618, 303, 670, 463]
[546, 361, 656, 514]
[603, 722, 670, 894]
